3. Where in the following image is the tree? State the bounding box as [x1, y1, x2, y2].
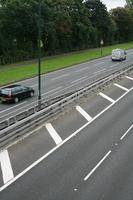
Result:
[110, 7, 133, 42]
[85, 0, 114, 45]
[126, 0, 133, 8]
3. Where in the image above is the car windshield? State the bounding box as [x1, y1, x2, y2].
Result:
[112, 50, 120, 56]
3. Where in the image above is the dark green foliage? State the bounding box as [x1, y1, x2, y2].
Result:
[0, 0, 132, 65]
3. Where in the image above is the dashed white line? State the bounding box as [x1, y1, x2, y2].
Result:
[42, 86, 62, 96]
[71, 76, 87, 84]
[0, 101, 27, 115]
[93, 68, 106, 75]
[120, 124, 133, 140]
[0, 150, 14, 184]
[99, 92, 115, 103]
[0, 86, 133, 192]
[76, 105, 92, 121]
[125, 76, 133, 81]
[84, 151, 111, 181]
[45, 123, 62, 145]
[75, 67, 89, 72]
[51, 74, 70, 81]
[114, 83, 129, 92]
[94, 62, 105, 66]
[110, 63, 119, 68]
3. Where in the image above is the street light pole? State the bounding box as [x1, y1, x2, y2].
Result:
[100, 39, 104, 57]
[38, 0, 41, 108]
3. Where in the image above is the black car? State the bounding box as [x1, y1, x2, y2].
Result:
[0, 84, 35, 103]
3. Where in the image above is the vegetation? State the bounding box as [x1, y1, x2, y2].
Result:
[0, 0, 132, 66]
[0, 41, 132, 86]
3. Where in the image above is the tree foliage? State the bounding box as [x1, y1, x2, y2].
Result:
[0, 0, 132, 64]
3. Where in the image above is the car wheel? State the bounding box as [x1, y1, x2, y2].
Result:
[30, 91, 34, 97]
[14, 97, 19, 103]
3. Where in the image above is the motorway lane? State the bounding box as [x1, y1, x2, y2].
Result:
[0, 49, 133, 120]
[0, 76, 133, 199]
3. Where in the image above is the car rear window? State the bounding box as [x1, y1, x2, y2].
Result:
[1, 89, 11, 95]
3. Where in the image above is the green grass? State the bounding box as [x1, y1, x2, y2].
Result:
[0, 41, 133, 86]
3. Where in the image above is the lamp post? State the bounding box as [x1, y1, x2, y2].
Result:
[38, 0, 41, 108]
[100, 39, 104, 56]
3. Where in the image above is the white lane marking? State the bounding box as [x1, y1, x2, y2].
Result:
[42, 86, 62, 96]
[76, 105, 92, 121]
[45, 123, 62, 145]
[71, 76, 88, 84]
[84, 151, 111, 181]
[0, 87, 133, 192]
[110, 63, 119, 68]
[51, 73, 70, 81]
[114, 83, 129, 92]
[0, 150, 14, 184]
[99, 92, 115, 103]
[31, 84, 38, 88]
[93, 68, 106, 75]
[120, 124, 133, 140]
[128, 52, 133, 55]
[94, 62, 105, 66]
[0, 101, 27, 115]
[125, 76, 133, 81]
[75, 67, 89, 72]
[0, 87, 61, 119]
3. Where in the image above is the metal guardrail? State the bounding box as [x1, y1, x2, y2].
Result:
[0, 63, 133, 148]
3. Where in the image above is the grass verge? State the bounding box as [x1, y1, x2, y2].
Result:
[0, 41, 133, 86]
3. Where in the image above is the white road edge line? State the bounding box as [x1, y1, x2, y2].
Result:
[114, 83, 129, 92]
[0, 86, 133, 192]
[99, 92, 115, 103]
[0, 150, 14, 184]
[45, 123, 62, 145]
[125, 76, 133, 81]
[76, 105, 92, 121]
[84, 150, 111, 181]
[120, 124, 133, 140]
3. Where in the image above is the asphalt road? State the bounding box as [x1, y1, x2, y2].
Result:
[0, 49, 133, 122]
[0, 72, 133, 199]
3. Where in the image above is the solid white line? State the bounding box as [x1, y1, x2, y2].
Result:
[0, 150, 14, 184]
[0, 86, 133, 192]
[125, 76, 133, 81]
[51, 74, 70, 81]
[120, 124, 133, 140]
[84, 151, 111, 181]
[114, 83, 129, 92]
[93, 68, 106, 75]
[99, 92, 115, 103]
[76, 105, 92, 121]
[71, 76, 87, 84]
[45, 123, 62, 145]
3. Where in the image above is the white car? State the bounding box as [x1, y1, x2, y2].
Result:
[111, 49, 126, 61]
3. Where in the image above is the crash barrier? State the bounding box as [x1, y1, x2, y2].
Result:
[0, 64, 133, 148]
